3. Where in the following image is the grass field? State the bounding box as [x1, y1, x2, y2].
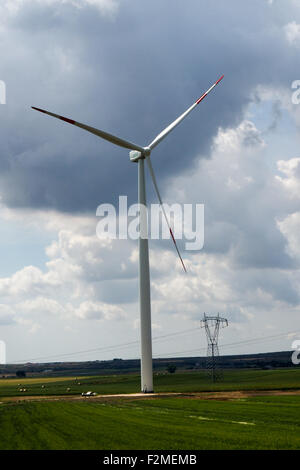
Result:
[1, 368, 300, 398]
[1, 369, 300, 450]
[1, 395, 300, 449]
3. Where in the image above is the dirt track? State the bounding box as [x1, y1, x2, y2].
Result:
[181, 389, 300, 400]
[2, 389, 300, 404]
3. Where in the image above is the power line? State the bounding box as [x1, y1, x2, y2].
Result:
[9, 327, 300, 364]
[153, 329, 300, 358]
[10, 327, 198, 364]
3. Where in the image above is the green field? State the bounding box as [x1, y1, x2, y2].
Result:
[1, 395, 300, 449]
[1, 369, 300, 450]
[1, 368, 300, 398]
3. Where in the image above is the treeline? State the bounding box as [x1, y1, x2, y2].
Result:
[0, 350, 294, 377]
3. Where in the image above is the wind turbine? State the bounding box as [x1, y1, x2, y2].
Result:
[32, 74, 224, 393]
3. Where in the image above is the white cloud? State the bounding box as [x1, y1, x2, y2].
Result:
[0, 304, 16, 325]
[17, 297, 66, 316]
[0, 266, 44, 297]
[214, 120, 265, 153]
[276, 158, 300, 198]
[0, 0, 118, 17]
[278, 212, 300, 260]
[285, 21, 300, 44]
[72, 300, 125, 320]
[0, 208, 135, 334]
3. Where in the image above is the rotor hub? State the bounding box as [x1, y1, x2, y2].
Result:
[143, 146, 151, 157]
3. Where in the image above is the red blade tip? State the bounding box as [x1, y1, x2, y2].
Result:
[216, 75, 224, 85]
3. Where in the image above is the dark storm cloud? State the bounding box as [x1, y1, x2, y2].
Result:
[0, 0, 299, 212]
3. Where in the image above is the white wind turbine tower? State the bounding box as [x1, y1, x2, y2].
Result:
[32, 74, 224, 393]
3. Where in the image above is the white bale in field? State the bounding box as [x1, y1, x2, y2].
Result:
[82, 391, 96, 397]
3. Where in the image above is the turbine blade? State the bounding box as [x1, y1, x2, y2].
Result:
[31, 107, 144, 153]
[149, 75, 224, 150]
[146, 156, 187, 273]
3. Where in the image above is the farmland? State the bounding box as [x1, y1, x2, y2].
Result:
[1, 368, 300, 398]
[0, 395, 300, 450]
[0, 369, 300, 450]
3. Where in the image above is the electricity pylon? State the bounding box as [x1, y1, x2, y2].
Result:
[200, 313, 228, 382]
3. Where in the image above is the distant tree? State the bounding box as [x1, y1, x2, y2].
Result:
[167, 364, 177, 374]
[16, 370, 26, 378]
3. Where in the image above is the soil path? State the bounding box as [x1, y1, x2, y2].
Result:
[2, 389, 300, 404]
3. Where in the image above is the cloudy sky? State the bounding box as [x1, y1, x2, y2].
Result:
[1, 0, 300, 363]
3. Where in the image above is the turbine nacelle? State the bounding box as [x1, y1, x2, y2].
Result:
[129, 147, 151, 162]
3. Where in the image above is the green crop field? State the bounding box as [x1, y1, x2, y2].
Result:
[1, 369, 300, 450]
[0, 368, 300, 398]
[0, 395, 300, 450]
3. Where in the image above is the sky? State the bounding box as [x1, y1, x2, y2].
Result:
[1, 0, 300, 364]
